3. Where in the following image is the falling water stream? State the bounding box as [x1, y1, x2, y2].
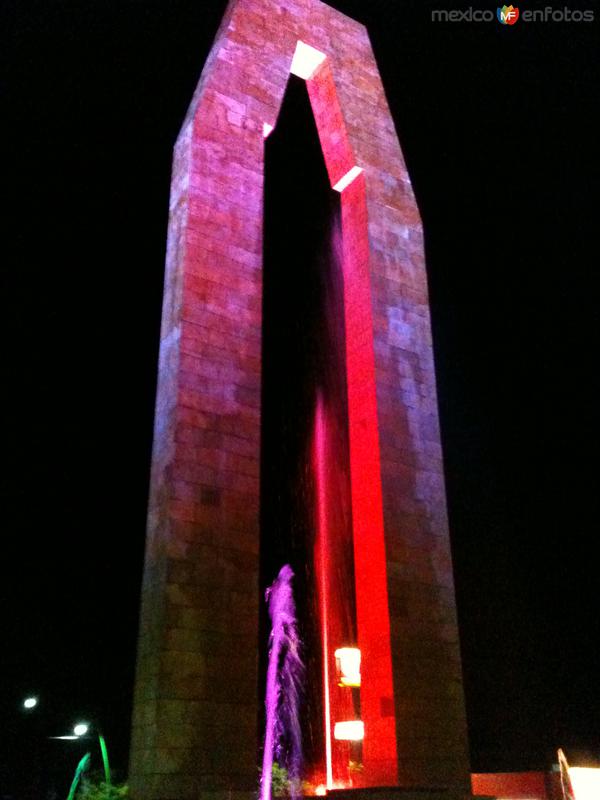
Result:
[261, 76, 359, 792]
[260, 565, 305, 800]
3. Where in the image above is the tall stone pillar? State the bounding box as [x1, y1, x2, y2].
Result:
[130, 1, 470, 797]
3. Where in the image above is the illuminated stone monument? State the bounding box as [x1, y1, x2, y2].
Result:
[130, 0, 470, 797]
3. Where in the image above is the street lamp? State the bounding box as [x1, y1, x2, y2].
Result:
[19, 695, 112, 791]
[73, 723, 89, 737]
[72, 721, 111, 786]
[63, 720, 113, 798]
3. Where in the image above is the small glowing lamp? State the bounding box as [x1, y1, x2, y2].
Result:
[290, 41, 326, 80]
[23, 697, 38, 710]
[333, 720, 364, 741]
[73, 723, 89, 737]
[315, 786, 327, 797]
[569, 767, 600, 800]
[334, 647, 361, 687]
[263, 122, 274, 138]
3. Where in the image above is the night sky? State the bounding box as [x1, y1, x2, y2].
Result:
[1, 0, 598, 794]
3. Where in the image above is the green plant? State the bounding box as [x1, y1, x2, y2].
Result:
[270, 762, 290, 797]
[78, 777, 129, 799]
[258, 761, 304, 798]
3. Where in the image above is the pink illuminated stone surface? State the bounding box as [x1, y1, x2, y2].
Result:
[129, 0, 469, 798]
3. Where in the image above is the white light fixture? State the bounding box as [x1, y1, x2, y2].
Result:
[333, 166, 363, 193]
[49, 735, 80, 741]
[569, 767, 600, 800]
[290, 41, 326, 80]
[73, 723, 89, 737]
[334, 647, 361, 688]
[333, 720, 364, 741]
[23, 697, 38, 710]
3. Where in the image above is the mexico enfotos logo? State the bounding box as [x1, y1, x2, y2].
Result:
[431, 5, 595, 22]
[497, 5, 519, 23]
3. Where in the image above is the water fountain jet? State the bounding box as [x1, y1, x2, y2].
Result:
[260, 564, 305, 800]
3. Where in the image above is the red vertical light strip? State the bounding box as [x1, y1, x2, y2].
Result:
[340, 173, 398, 785]
[307, 65, 355, 191]
[307, 59, 398, 786]
[307, 58, 397, 787]
[314, 394, 334, 789]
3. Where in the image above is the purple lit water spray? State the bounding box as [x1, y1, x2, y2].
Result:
[260, 564, 304, 800]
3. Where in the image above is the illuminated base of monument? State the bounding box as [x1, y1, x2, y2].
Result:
[326, 788, 473, 799]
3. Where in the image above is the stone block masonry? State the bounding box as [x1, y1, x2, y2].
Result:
[129, 0, 470, 797]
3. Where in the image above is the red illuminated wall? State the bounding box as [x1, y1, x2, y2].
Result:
[472, 771, 560, 799]
[130, 0, 469, 797]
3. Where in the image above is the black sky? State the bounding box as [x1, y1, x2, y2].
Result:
[1, 0, 598, 792]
